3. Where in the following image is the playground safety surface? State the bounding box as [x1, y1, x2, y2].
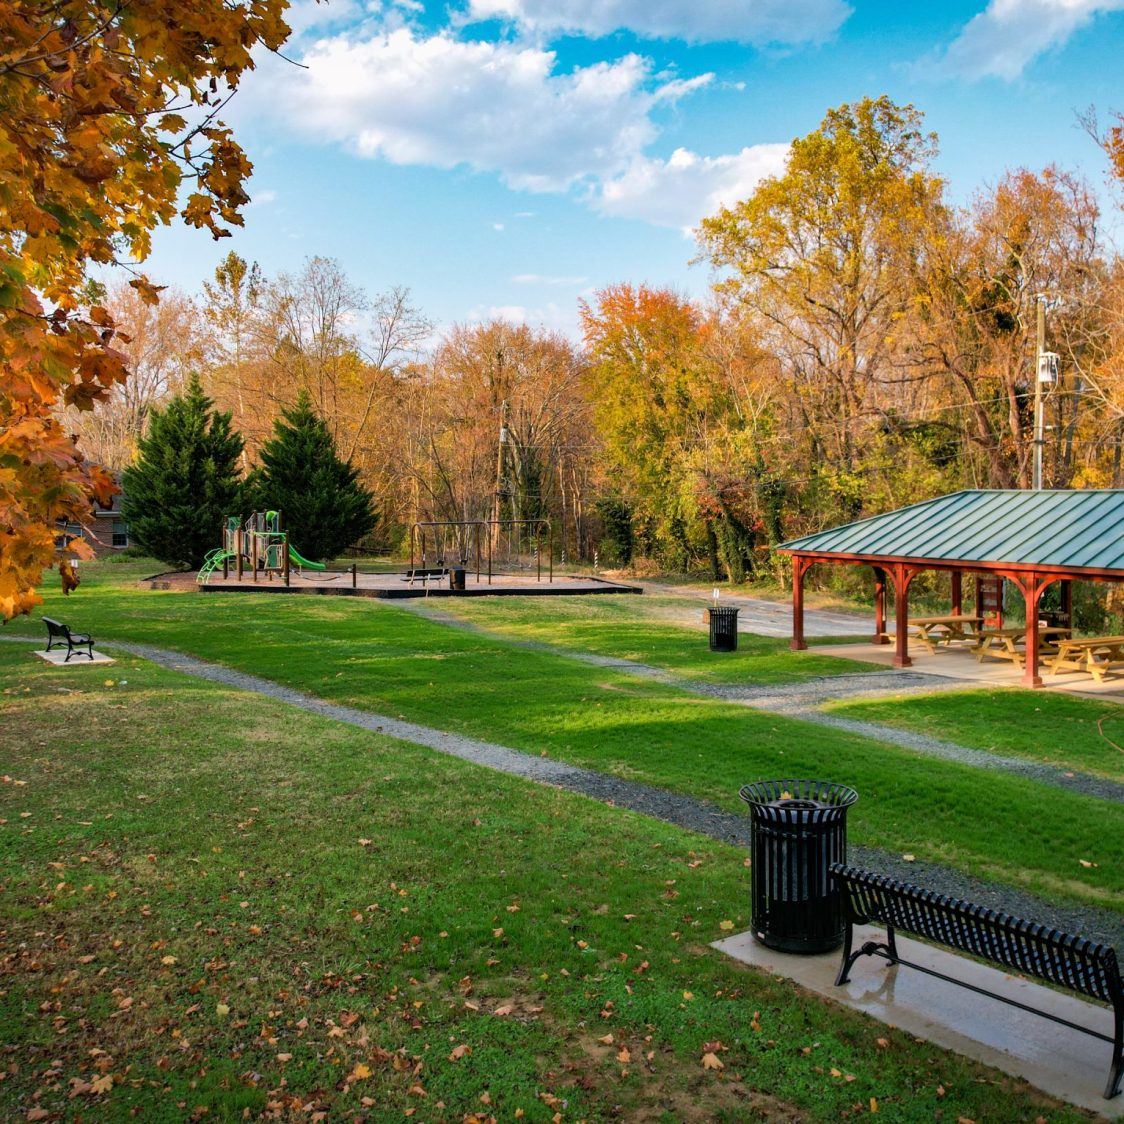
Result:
[193, 569, 643, 599]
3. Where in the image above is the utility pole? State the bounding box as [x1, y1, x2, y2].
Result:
[1033, 296, 1046, 491]
[491, 391, 509, 553]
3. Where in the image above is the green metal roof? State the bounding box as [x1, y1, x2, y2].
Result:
[778, 490, 1124, 574]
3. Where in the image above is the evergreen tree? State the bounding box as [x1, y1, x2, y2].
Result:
[254, 390, 376, 562]
[122, 374, 244, 569]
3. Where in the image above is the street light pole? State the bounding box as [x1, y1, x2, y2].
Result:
[1034, 296, 1046, 491]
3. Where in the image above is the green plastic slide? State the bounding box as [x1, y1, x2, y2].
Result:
[287, 545, 325, 571]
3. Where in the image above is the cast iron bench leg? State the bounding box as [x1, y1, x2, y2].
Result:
[835, 922, 856, 986]
[1108, 1001, 1124, 1099]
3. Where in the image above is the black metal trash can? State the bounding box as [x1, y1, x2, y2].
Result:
[706, 606, 739, 651]
[739, 779, 858, 953]
[449, 566, 466, 592]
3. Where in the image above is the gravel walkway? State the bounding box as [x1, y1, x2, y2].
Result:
[101, 640, 1124, 945]
[397, 603, 1124, 804]
[9, 632, 1122, 946]
[637, 580, 873, 638]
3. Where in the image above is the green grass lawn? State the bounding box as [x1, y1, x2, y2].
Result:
[7, 561, 1123, 915]
[0, 645, 1089, 1122]
[825, 689, 1124, 785]
[408, 591, 877, 684]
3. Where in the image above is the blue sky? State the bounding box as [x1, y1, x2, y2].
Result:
[145, 0, 1124, 339]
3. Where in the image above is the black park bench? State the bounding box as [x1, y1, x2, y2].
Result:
[830, 863, 1124, 1100]
[42, 617, 94, 662]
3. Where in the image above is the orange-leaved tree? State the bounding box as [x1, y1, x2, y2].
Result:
[0, 0, 291, 620]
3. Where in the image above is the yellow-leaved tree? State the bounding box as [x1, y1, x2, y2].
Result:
[0, 0, 291, 619]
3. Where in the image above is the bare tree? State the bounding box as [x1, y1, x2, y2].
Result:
[63, 283, 201, 472]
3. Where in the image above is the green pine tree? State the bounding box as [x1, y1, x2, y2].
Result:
[254, 389, 376, 562]
[121, 374, 244, 569]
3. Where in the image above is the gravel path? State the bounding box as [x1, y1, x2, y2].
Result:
[397, 602, 1124, 804]
[110, 640, 1124, 945]
[9, 632, 1122, 946]
[637, 581, 873, 638]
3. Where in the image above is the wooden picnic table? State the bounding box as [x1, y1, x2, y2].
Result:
[1046, 634, 1124, 682]
[906, 614, 985, 653]
[972, 625, 1071, 668]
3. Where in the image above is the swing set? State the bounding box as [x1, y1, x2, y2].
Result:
[408, 519, 552, 587]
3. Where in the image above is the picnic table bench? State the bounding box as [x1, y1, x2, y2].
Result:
[972, 625, 1070, 668]
[830, 863, 1124, 1100]
[1046, 635, 1124, 683]
[42, 617, 94, 662]
[906, 615, 984, 653]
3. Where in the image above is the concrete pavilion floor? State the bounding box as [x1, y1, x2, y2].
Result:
[815, 636, 1124, 701]
[714, 926, 1122, 1117]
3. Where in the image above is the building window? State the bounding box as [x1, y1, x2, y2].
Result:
[112, 519, 128, 548]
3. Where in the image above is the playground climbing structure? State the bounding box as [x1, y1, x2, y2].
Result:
[198, 511, 327, 585]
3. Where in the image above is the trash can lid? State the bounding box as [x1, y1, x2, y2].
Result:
[739, 779, 858, 810]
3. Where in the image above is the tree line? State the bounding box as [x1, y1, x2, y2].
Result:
[55, 96, 1124, 583]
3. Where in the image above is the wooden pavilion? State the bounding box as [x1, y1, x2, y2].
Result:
[777, 490, 1124, 687]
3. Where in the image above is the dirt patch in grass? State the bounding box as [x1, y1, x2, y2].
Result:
[568, 1032, 804, 1122]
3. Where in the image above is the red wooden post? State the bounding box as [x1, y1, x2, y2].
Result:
[791, 557, 810, 651]
[1016, 574, 1051, 689]
[951, 570, 962, 616]
[891, 563, 916, 668]
[873, 566, 888, 644]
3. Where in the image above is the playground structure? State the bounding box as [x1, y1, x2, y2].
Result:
[198, 511, 336, 586]
[193, 513, 637, 598]
[408, 519, 553, 586]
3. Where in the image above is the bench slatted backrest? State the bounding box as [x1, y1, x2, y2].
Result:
[831, 863, 1121, 1004]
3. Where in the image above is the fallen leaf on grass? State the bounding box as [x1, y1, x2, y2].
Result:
[493, 1004, 515, 1017]
[701, 1052, 724, 1071]
[90, 1074, 113, 1094]
[719, 920, 735, 931]
[358, 839, 372, 847]
[617, 1047, 631, 1064]
[448, 1044, 471, 1061]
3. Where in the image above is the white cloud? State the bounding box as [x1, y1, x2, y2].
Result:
[262, 28, 711, 191]
[468, 301, 579, 335]
[594, 143, 789, 231]
[928, 0, 1124, 80]
[466, 0, 851, 46]
[512, 273, 589, 284]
